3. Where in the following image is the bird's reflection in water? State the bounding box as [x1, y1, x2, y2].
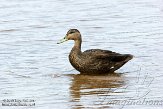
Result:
[68, 72, 125, 108]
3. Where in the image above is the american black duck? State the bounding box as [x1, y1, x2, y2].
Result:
[57, 29, 133, 74]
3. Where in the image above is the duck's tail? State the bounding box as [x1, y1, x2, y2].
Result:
[109, 54, 133, 72]
[110, 54, 133, 62]
[124, 54, 133, 62]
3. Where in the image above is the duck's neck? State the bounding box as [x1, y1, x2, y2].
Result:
[72, 39, 82, 53]
[74, 40, 81, 49]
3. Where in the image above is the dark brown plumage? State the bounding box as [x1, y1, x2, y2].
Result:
[58, 29, 133, 74]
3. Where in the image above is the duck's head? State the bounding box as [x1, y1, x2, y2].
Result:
[57, 29, 81, 44]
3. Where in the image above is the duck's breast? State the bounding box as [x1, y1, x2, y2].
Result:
[69, 51, 84, 71]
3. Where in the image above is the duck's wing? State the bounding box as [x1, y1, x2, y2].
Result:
[83, 49, 120, 55]
[83, 49, 132, 62]
[95, 54, 133, 62]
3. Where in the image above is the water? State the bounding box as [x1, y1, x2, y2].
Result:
[0, 0, 163, 109]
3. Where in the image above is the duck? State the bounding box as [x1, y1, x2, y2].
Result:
[57, 29, 133, 75]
